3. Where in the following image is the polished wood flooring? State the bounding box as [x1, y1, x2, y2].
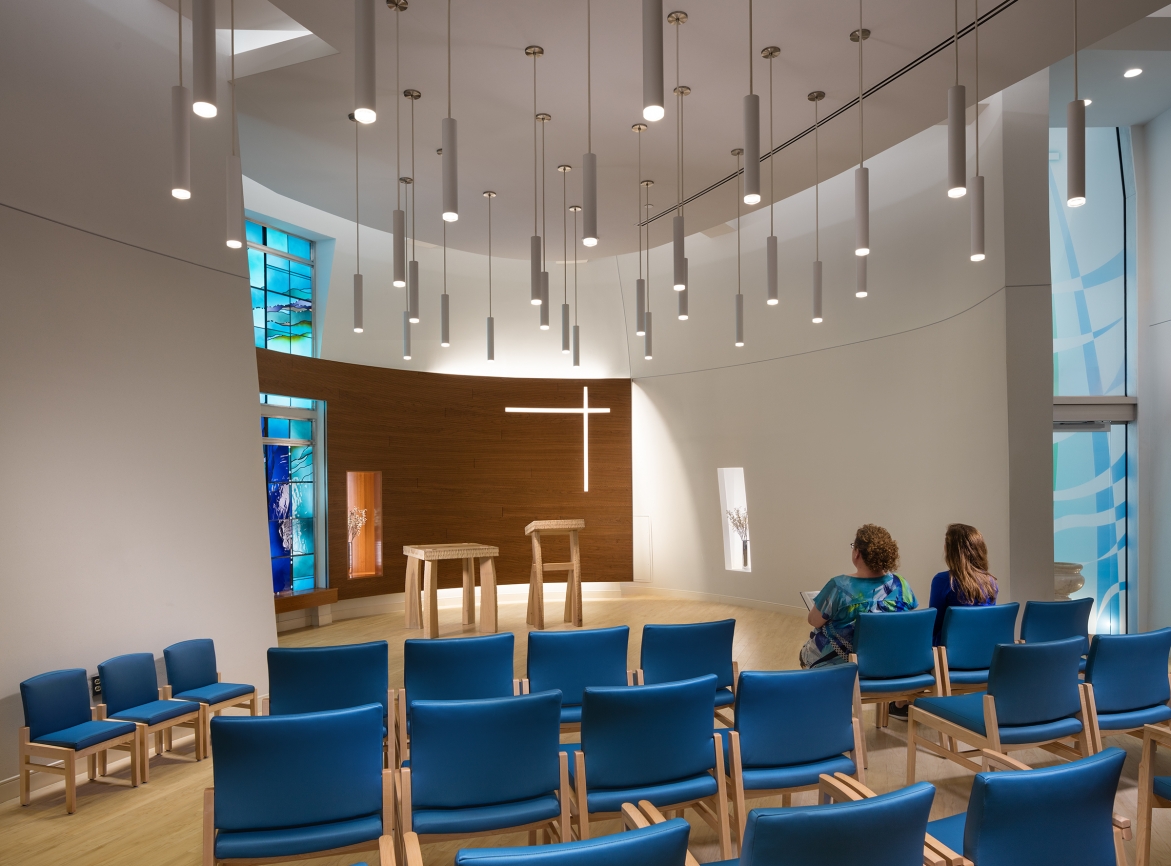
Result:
[2, 593, 1168, 866]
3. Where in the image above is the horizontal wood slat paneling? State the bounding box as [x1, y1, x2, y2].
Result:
[256, 349, 633, 601]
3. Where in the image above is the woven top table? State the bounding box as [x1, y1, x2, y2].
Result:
[524, 520, 585, 630]
[403, 543, 500, 638]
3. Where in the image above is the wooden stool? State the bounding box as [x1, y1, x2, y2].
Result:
[403, 543, 500, 638]
[525, 520, 585, 629]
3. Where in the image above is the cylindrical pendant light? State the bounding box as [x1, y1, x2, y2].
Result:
[485, 190, 496, 361]
[673, 215, 685, 290]
[735, 293, 744, 346]
[644, 311, 653, 360]
[353, 0, 376, 124]
[441, 221, 450, 346]
[562, 304, 571, 352]
[970, 1, 986, 260]
[225, 3, 244, 249]
[763, 45, 779, 304]
[582, 1, 598, 247]
[408, 260, 420, 322]
[947, 0, 967, 198]
[393, 209, 406, 286]
[742, 0, 760, 206]
[634, 125, 648, 335]
[733, 147, 745, 346]
[642, 0, 664, 121]
[766, 236, 778, 305]
[812, 261, 823, 323]
[559, 165, 571, 354]
[392, 4, 405, 286]
[670, 15, 688, 290]
[442, 118, 458, 220]
[636, 279, 646, 335]
[531, 235, 542, 304]
[354, 274, 364, 332]
[486, 317, 494, 361]
[407, 89, 421, 323]
[528, 46, 544, 302]
[171, 2, 191, 200]
[572, 324, 581, 366]
[571, 204, 582, 366]
[540, 273, 550, 329]
[678, 259, 689, 320]
[192, 0, 216, 117]
[403, 310, 412, 359]
[853, 15, 869, 257]
[856, 254, 867, 298]
[809, 90, 824, 323]
[1067, 0, 1085, 207]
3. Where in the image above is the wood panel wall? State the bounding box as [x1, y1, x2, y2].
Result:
[256, 349, 633, 600]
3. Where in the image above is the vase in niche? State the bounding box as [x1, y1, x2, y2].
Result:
[742, 539, 749, 569]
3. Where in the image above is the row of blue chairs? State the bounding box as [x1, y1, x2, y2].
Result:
[18, 639, 255, 812]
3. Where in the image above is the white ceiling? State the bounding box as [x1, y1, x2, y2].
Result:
[229, 0, 1165, 261]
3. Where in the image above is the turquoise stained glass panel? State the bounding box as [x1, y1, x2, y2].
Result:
[290, 420, 313, 442]
[247, 220, 314, 357]
[262, 400, 318, 595]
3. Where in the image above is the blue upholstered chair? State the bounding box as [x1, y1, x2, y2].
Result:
[1083, 628, 1171, 751]
[97, 653, 203, 782]
[18, 669, 140, 813]
[725, 666, 866, 840]
[907, 637, 1092, 782]
[205, 703, 392, 865]
[397, 690, 571, 857]
[267, 641, 390, 763]
[397, 632, 518, 764]
[925, 747, 1130, 866]
[524, 626, 633, 730]
[163, 638, 257, 756]
[564, 674, 733, 859]
[1020, 598, 1093, 671]
[850, 610, 941, 729]
[1137, 723, 1171, 866]
[937, 603, 1020, 695]
[638, 619, 737, 723]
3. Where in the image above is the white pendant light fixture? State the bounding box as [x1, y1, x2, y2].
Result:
[406, 89, 421, 322]
[484, 190, 495, 361]
[947, 0, 967, 198]
[392, 1, 406, 287]
[353, 0, 376, 124]
[856, 255, 867, 298]
[441, 0, 458, 221]
[733, 148, 745, 346]
[582, 0, 599, 248]
[809, 90, 825, 324]
[970, 0, 985, 261]
[441, 219, 450, 346]
[571, 204, 582, 366]
[1067, 0, 1085, 207]
[527, 46, 543, 305]
[742, 0, 760, 206]
[762, 45, 779, 304]
[539, 111, 552, 330]
[353, 121, 364, 333]
[403, 311, 412, 359]
[852, 8, 869, 261]
[225, 0, 244, 250]
[191, 0, 216, 118]
[670, 11, 688, 291]
[644, 309, 653, 360]
[678, 258, 689, 320]
[642, 0, 665, 122]
[171, 2, 191, 200]
[559, 164, 572, 353]
[634, 123, 647, 336]
[540, 273, 550, 329]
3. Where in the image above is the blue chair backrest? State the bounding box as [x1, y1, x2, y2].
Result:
[986, 638, 1084, 726]
[854, 610, 936, 679]
[962, 747, 1125, 865]
[211, 704, 384, 832]
[403, 633, 515, 715]
[98, 653, 160, 715]
[410, 690, 562, 810]
[941, 603, 1020, 671]
[640, 620, 735, 690]
[164, 638, 218, 695]
[453, 817, 691, 866]
[581, 674, 717, 789]
[1085, 628, 1171, 713]
[1020, 599, 1092, 655]
[734, 666, 857, 767]
[528, 626, 629, 706]
[20, 669, 92, 740]
[739, 783, 936, 866]
[268, 641, 389, 718]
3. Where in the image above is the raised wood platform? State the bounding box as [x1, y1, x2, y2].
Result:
[273, 587, 338, 614]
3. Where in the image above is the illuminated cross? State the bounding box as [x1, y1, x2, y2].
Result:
[505, 386, 610, 492]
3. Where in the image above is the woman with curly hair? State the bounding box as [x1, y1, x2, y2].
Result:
[799, 524, 918, 669]
[928, 523, 998, 646]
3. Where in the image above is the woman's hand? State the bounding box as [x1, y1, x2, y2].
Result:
[807, 607, 827, 628]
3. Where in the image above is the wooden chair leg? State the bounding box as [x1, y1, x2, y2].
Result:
[1136, 736, 1156, 866]
[19, 746, 31, 807]
[422, 560, 439, 638]
[462, 557, 476, 626]
[87, 753, 97, 781]
[479, 556, 498, 633]
[64, 751, 76, 814]
[712, 734, 733, 860]
[906, 708, 919, 784]
[203, 788, 215, 866]
[139, 725, 150, 784]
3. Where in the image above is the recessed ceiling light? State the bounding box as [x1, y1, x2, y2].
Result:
[1124, 68, 1143, 78]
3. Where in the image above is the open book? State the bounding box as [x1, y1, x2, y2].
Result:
[800, 591, 819, 612]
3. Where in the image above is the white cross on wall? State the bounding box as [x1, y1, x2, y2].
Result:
[505, 386, 611, 492]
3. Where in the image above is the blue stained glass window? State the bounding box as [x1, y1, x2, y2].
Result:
[262, 398, 318, 595]
[248, 220, 315, 357]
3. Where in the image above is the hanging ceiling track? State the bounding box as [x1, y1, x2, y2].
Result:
[638, 0, 1020, 227]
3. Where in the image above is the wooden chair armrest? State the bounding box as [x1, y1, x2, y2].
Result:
[819, 773, 865, 803]
[404, 832, 424, 866]
[93, 704, 107, 720]
[637, 800, 669, 824]
[924, 833, 968, 866]
[622, 802, 650, 830]
[513, 679, 525, 696]
[626, 669, 637, 686]
[833, 772, 879, 799]
[379, 834, 396, 866]
[980, 749, 1031, 772]
[1143, 723, 1171, 749]
[1113, 814, 1132, 840]
[635, 669, 645, 685]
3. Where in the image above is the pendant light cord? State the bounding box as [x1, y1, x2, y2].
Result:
[396, 7, 401, 210]
[587, 0, 592, 152]
[637, 130, 643, 280]
[858, 0, 863, 167]
[676, 20, 682, 216]
[178, 0, 183, 87]
[974, 0, 979, 175]
[563, 170, 568, 303]
[1073, 0, 1078, 100]
[736, 150, 741, 296]
[814, 100, 819, 261]
[542, 119, 547, 269]
[646, 185, 651, 312]
[447, 0, 452, 117]
[488, 193, 493, 316]
[411, 95, 416, 263]
[533, 53, 538, 237]
[747, 0, 753, 95]
[769, 53, 774, 236]
[355, 123, 360, 272]
[954, 0, 959, 86]
[573, 209, 579, 323]
[443, 220, 447, 296]
[230, 0, 236, 157]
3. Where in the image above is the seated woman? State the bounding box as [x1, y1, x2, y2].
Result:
[929, 523, 998, 646]
[799, 524, 917, 669]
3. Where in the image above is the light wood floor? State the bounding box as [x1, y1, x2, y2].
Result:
[2, 593, 1168, 866]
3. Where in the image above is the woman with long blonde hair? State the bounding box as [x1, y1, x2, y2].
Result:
[929, 523, 999, 646]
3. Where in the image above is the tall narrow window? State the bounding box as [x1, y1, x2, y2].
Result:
[346, 471, 383, 579]
[717, 468, 751, 572]
[248, 220, 314, 355]
[261, 393, 323, 594]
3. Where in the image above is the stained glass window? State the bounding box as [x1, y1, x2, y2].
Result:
[262, 398, 317, 594]
[248, 220, 314, 357]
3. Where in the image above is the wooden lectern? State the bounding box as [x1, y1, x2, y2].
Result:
[525, 519, 585, 629]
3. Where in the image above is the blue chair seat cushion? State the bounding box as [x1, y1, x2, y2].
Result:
[740, 755, 857, 792]
[110, 699, 201, 726]
[947, 669, 990, 686]
[926, 813, 967, 854]
[214, 814, 382, 859]
[915, 693, 1083, 745]
[560, 705, 582, 726]
[34, 719, 138, 751]
[858, 673, 936, 694]
[715, 687, 735, 708]
[1154, 775, 1171, 802]
[173, 682, 254, 706]
[412, 795, 562, 835]
[1096, 704, 1171, 733]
